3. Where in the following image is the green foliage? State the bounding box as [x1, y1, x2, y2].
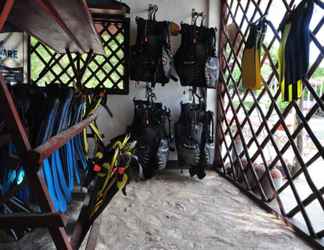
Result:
[277, 99, 289, 112]
[313, 67, 324, 79]
[30, 31, 125, 89]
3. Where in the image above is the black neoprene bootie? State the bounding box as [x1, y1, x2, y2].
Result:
[189, 166, 197, 177]
[197, 169, 206, 179]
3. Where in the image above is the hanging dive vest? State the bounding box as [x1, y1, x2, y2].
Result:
[130, 17, 176, 85]
[174, 23, 218, 88]
[128, 99, 171, 179]
[175, 102, 214, 179]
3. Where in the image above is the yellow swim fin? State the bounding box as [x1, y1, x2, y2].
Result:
[242, 47, 262, 90]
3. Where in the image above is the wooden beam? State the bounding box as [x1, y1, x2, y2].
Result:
[88, 1, 130, 15]
[34, 0, 86, 52]
[27, 114, 96, 166]
[0, 0, 15, 31]
[7, 0, 80, 53]
[21, 162, 71, 249]
[7, 0, 104, 54]
[85, 215, 102, 250]
[39, 0, 104, 54]
[0, 76, 31, 155]
[0, 213, 65, 228]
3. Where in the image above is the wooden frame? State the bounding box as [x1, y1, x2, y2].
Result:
[216, 0, 324, 248]
[29, 15, 130, 94]
[0, 65, 101, 250]
[0, 1, 121, 249]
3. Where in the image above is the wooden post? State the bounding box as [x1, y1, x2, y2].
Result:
[293, 97, 304, 175]
[214, 0, 227, 167]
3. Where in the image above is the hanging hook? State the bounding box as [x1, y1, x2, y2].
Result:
[191, 8, 204, 25]
[148, 4, 158, 21]
[250, 13, 267, 25]
[145, 82, 156, 103]
[191, 9, 198, 25]
[198, 14, 208, 27]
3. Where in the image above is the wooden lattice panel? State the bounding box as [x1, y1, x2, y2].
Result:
[217, 0, 324, 244]
[30, 18, 129, 94]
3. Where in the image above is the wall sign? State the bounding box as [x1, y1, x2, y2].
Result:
[0, 32, 28, 84]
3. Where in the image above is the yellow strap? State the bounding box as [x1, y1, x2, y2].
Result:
[89, 123, 104, 142]
[117, 174, 128, 190]
[91, 136, 132, 217]
[97, 147, 119, 196]
[96, 152, 104, 159]
[278, 23, 291, 100]
[297, 80, 302, 98]
[91, 175, 117, 218]
[83, 128, 89, 155]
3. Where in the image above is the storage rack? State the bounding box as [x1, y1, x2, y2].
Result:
[0, 0, 129, 249]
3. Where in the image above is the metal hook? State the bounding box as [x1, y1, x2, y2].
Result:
[250, 13, 267, 25]
[148, 4, 158, 20]
[145, 82, 157, 103]
[200, 14, 208, 27]
[191, 8, 204, 25]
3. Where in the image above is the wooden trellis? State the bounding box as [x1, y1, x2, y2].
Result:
[30, 17, 129, 94]
[216, 0, 324, 248]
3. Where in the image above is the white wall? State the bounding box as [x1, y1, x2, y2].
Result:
[207, 0, 220, 114]
[96, 0, 220, 159]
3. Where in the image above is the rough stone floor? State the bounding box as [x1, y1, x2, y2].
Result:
[0, 170, 313, 250]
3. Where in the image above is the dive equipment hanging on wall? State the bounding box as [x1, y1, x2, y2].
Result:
[174, 14, 218, 88]
[128, 86, 171, 179]
[175, 89, 214, 179]
[130, 5, 177, 86]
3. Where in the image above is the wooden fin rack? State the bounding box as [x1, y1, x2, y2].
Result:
[6, 0, 104, 54]
[0, 75, 102, 249]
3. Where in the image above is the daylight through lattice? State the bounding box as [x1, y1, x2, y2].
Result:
[30, 18, 129, 94]
[217, 0, 324, 245]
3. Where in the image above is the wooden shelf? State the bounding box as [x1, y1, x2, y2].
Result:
[46, 0, 104, 54]
[7, 0, 104, 54]
[88, 1, 130, 16]
[0, 213, 66, 228]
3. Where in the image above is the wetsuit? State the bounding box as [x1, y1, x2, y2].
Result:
[279, 0, 314, 101]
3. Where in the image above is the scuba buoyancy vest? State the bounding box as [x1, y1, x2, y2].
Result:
[174, 23, 218, 88]
[242, 18, 267, 90]
[128, 100, 171, 179]
[130, 17, 176, 85]
[175, 102, 214, 179]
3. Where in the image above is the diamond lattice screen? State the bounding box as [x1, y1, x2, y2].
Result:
[217, 0, 324, 244]
[30, 18, 129, 94]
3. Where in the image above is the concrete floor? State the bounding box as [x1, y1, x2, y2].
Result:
[95, 170, 312, 250]
[0, 170, 314, 250]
